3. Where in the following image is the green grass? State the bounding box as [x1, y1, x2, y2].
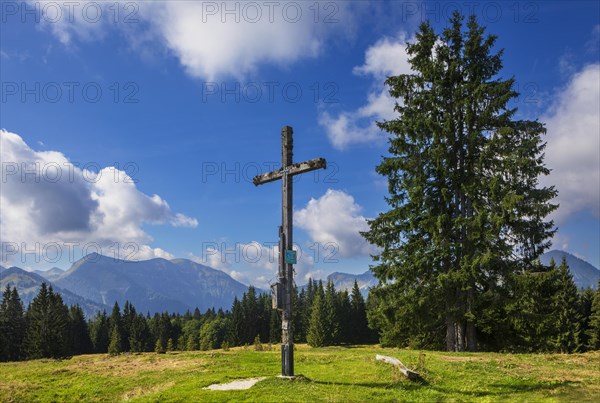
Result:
[1, 345, 599, 402]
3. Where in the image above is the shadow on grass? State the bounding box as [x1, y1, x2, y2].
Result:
[279, 375, 579, 399]
[305, 377, 430, 390]
[429, 379, 581, 398]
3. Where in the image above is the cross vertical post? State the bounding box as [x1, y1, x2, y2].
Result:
[281, 126, 293, 376]
[253, 125, 326, 377]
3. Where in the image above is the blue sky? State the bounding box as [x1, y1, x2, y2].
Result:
[1, 1, 599, 287]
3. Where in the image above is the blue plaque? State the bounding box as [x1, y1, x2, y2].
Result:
[285, 250, 297, 264]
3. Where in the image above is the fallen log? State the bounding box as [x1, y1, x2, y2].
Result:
[376, 354, 421, 381]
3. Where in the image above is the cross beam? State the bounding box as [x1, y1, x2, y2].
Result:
[253, 158, 326, 186]
[253, 126, 326, 377]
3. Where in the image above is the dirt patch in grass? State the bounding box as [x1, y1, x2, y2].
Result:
[536, 369, 599, 383]
[66, 354, 201, 377]
[555, 353, 600, 366]
[0, 379, 30, 394]
[437, 355, 490, 362]
[122, 381, 176, 400]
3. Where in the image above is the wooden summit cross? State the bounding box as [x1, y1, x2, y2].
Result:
[253, 126, 326, 377]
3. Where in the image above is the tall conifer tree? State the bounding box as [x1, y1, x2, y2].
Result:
[323, 281, 340, 345]
[69, 305, 92, 355]
[350, 281, 369, 344]
[307, 291, 326, 347]
[0, 286, 26, 361]
[90, 311, 110, 353]
[363, 12, 557, 351]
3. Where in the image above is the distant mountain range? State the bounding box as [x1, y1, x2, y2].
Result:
[1, 253, 252, 317]
[0, 265, 108, 318]
[52, 253, 252, 315]
[1, 249, 597, 319]
[540, 250, 599, 290]
[33, 267, 65, 282]
[325, 270, 377, 296]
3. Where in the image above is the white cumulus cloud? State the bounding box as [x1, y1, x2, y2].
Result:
[28, 0, 358, 80]
[136, 246, 176, 261]
[294, 189, 376, 258]
[542, 63, 600, 223]
[320, 32, 414, 150]
[0, 130, 197, 264]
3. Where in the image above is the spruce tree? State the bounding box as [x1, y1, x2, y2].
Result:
[0, 287, 8, 361]
[303, 279, 317, 340]
[25, 283, 51, 359]
[586, 281, 600, 350]
[129, 313, 150, 353]
[295, 287, 308, 342]
[109, 302, 124, 352]
[323, 281, 340, 345]
[108, 325, 122, 355]
[552, 258, 581, 353]
[155, 313, 173, 351]
[0, 286, 26, 361]
[306, 279, 315, 311]
[5, 287, 26, 360]
[25, 284, 70, 358]
[292, 285, 306, 343]
[307, 291, 326, 347]
[578, 288, 594, 352]
[148, 312, 160, 343]
[48, 289, 71, 357]
[228, 297, 243, 346]
[362, 12, 557, 351]
[505, 263, 559, 352]
[155, 337, 165, 354]
[350, 281, 369, 344]
[336, 289, 352, 344]
[121, 301, 136, 352]
[69, 305, 92, 355]
[90, 311, 110, 353]
[203, 307, 216, 323]
[258, 293, 271, 343]
[241, 287, 258, 344]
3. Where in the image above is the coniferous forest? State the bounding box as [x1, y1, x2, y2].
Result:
[1, 258, 599, 362]
[0, 279, 377, 361]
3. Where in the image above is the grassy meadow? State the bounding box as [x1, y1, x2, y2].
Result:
[1, 345, 599, 402]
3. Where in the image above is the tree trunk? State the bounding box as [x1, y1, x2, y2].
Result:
[466, 321, 477, 351]
[466, 288, 477, 351]
[456, 321, 465, 352]
[446, 317, 467, 352]
[446, 317, 456, 351]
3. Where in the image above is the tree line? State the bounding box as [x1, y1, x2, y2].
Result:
[1, 257, 599, 361]
[0, 279, 374, 361]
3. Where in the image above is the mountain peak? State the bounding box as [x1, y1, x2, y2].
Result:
[54, 254, 253, 313]
[541, 250, 599, 289]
